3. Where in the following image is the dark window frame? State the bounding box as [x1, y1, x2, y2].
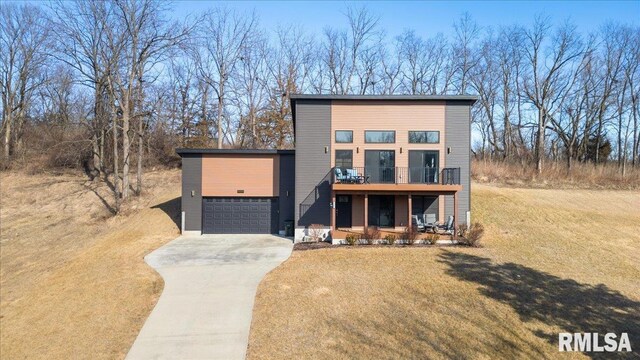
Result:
[335, 130, 354, 143]
[408, 131, 440, 144]
[365, 130, 396, 143]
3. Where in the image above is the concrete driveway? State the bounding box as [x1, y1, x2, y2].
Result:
[126, 234, 293, 360]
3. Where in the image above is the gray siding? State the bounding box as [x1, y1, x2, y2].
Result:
[278, 153, 296, 230]
[181, 154, 202, 231]
[444, 102, 471, 224]
[294, 100, 332, 227]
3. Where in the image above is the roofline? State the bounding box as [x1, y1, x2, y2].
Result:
[176, 148, 295, 156]
[289, 94, 478, 103]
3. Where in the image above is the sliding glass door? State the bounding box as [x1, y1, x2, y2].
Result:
[365, 150, 395, 183]
[368, 195, 395, 228]
[409, 150, 439, 183]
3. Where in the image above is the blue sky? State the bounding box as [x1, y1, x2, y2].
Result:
[172, 1, 640, 37]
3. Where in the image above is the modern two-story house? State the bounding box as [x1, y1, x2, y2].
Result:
[177, 94, 476, 242]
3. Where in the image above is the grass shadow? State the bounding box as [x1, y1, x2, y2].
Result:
[322, 282, 545, 359]
[151, 197, 181, 230]
[438, 251, 640, 359]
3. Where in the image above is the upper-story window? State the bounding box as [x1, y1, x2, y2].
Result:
[409, 131, 440, 144]
[335, 130, 353, 143]
[365, 130, 395, 143]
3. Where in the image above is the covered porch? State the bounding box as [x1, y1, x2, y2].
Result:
[330, 187, 461, 240]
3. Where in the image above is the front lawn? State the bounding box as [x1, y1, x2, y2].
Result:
[247, 184, 640, 359]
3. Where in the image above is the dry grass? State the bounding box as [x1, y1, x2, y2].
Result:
[247, 183, 640, 359]
[472, 159, 640, 190]
[0, 168, 181, 359]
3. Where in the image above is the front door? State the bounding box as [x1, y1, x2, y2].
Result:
[365, 150, 395, 183]
[336, 195, 352, 228]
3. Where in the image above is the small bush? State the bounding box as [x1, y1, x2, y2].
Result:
[384, 234, 397, 245]
[459, 222, 484, 247]
[362, 226, 381, 245]
[308, 224, 324, 242]
[401, 226, 419, 245]
[457, 223, 469, 238]
[345, 233, 359, 246]
[423, 233, 440, 245]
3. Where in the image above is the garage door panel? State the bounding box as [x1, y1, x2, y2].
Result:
[202, 197, 278, 234]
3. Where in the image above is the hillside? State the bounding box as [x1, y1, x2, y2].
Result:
[0, 169, 181, 359]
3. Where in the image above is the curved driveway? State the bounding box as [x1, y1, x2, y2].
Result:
[126, 234, 293, 360]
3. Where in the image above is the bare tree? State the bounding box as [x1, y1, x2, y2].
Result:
[1, 3, 49, 160]
[623, 27, 640, 167]
[470, 31, 501, 158]
[105, 0, 186, 198]
[196, 7, 257, 149]
[522, 17, 584, 173]
[452, 12, 480, 95]
[50, 0, 114, 175]
[495, 26, 522, 159]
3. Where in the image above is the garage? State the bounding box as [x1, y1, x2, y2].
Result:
[202, 197, 279, 234]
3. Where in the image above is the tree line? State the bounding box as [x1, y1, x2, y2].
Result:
[1, 1, 639, 212]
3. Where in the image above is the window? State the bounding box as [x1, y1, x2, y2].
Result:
[335, 150, 353, 170]
[365, 130, 395, 143]
[335, 130, 353, 143]
[409, 131, 440, 144]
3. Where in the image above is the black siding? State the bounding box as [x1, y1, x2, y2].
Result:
[278, 153, 296, 230]
[444, 101, 471, 224]
[181, 154, 202, 231]
[294, 99, 332, 227]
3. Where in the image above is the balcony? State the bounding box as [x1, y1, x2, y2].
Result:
[331, 167, 462, 192]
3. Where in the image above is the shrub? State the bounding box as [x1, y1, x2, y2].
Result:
[362, 226, 381, 245]
[457, 223, 469, 238]
[423, 233, 440, 245]
[308, 224, 324, 242]
[384, 234, 397, 245]
[400, 225, 419, 245]
[345, 233, 359, 246]
[459, 222, 484, 247]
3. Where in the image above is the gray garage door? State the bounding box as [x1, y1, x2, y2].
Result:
[202, 197, 278, 234]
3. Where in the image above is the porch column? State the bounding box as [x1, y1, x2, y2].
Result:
[407, 193, 412, 229]
[330, 191, 336, 232]
[364, 193, 368, 230]
[453, 191, 459, 240]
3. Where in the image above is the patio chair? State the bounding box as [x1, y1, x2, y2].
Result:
[411, 215, 426, 232]
[423, 213, 437, 232]
[346, 168, 359, 182]
[334, 168, 349, 183]
[435, 215, 454, 235]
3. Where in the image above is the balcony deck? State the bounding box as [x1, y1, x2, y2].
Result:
[332, 166, 462, 193]
[332, 182, 462, 193]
